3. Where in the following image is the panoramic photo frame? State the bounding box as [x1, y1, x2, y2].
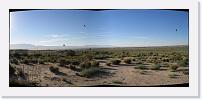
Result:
[0, 0, 199, 97]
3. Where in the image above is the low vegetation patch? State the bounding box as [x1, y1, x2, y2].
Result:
[111, 59, 121, 65]
[150, 63, 161, 70]
[69, 64, 77, 71]
[49, 66, 59, 74]
[136, 60, 143, 64]
[123, 57, 132, 64]
[91, 60, 99, 67]
[170, 64, 179, 72]
[10, 59, 19, 65]
[135, 64, 146, 70]
[59, 59, 70, 67]
[78, 60, 101, 77]
[80, 67, 101, 78]
[178, 60, 188, 67]
[79, 61, 91, 69]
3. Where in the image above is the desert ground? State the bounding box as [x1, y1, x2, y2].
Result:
[9, 46, 189, 87]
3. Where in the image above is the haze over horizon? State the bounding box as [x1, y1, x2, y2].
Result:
[10, 10, 188, 47]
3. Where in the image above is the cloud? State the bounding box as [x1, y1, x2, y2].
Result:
[39, 38, 65, 43]
[50, 34, 64, 38]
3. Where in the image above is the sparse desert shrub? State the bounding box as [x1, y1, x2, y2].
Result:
[153, 59, 161, 64]
[170, 64, 179, 71]
[123, 57, 131, 64]
[80, 67, 100, 78]
[30, 59, 38, 64]
[79, 61, 91, 69]
[71, 60, 80, 65]
[49, 66, 59, 73]
[178, 60, 188, 67]
[69, 64, 77, 71]
[136, 60, 143, 64]
[50, 59, 57, 63]
[11, 58, 19, 65]
[59, 59, 70, 67]
[150, 64, 161, 70]
[94, 54, 109, 59]
[22, 59, 30, 65]
[162, 58, 169, 62]
[111, 59, 121, 65]
[106, 61, 111, 66]
[39, 59, 45, 64]
[91, 60, 99, 67]
[135, 64, 146, 70]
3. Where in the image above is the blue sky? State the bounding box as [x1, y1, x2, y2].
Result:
[10, 10, 188, 47]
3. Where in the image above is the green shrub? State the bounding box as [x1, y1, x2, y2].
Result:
[71, 60, 80, 65]
[123, 57, 131, 64]
[170, 64, 179, 71]
[178, 60, 188, 67]
[59, 59, 70, 67]
[11, 59, 19, 65]
[162, 58, 169, 62]
[91, 60, 99, 67]
[69, 64, 77, 71]
[80, 67, 100, 78]
[111, 59, 121, 65]
[136, 60, 143, 64]
[135, 64, 146, 70]
[150, 64, 161, 70]
[30, 59, 38, 64]
[39, 59, 45, 64]
[79, 61, 91, 69]
[22, 59, 30, 65]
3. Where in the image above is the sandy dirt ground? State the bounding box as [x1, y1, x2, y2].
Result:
[12, 59, 189, 87]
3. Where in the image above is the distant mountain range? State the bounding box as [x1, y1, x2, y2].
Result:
[10, 44, 188, 50]
[10, 44, 115, 50]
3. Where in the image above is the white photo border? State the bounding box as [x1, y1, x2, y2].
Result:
[0, 0, 199, 97]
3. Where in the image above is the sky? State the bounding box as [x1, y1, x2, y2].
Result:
[10, 9, 188, 47]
